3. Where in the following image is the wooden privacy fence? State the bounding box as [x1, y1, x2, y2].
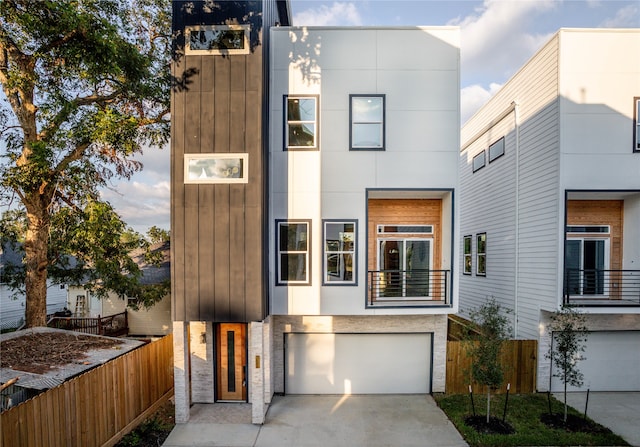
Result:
[446, 339, 537, 394]
[1, 334, 174, 447]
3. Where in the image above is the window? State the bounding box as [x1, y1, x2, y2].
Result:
[377, 225, 432, 234]
[565, 226, 610, 296]
[285, 96, 318, 150]
[350, 95, 385, 150]
[488, 137, 505, 162]
[634, 97, 640, 152]
[472, 151, 485, 172]
[476, 233, 486, 276]
[463, 235, 472, 275]
[185, 25, 250, 55]
[323, 221, 356, 285]
[184, 154, 248, 184]
[276, 220, 311, 285]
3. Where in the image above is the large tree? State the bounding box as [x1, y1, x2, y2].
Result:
[0, 0, 171, 327]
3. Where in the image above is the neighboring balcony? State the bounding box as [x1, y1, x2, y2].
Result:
[564, 269, 640, 307]
[368, 269, 450, 307]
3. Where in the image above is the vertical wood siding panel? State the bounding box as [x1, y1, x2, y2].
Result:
[214, 185, 231, 319]
[230, 185, 246, 320]
[199, 186, 215, 318]
[172, 53, 187, 320]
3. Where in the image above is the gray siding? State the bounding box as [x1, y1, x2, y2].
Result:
[460, 34, 560, 339]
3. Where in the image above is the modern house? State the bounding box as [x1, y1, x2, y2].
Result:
[171, 0, 460, 423]
[459, 28, 640, 392]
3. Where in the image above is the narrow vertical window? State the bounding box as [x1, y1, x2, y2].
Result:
[323, 221, 357, 285]
[634, 97, 640, 152]
[350, 95, 385, 150]
[277, 220, 311, 285]
[285, 96, 318, 150]
[476, 233, 486, 276]
[463, 235, 472, 275]
[488, 137, 505, 162]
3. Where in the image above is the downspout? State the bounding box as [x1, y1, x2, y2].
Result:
[513, 101, 520, 337]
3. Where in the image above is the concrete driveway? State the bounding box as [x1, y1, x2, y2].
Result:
[163, 394, 468, 447]
[555, 392, 640, 447]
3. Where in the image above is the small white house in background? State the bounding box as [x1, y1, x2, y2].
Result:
[66, 240, 172, 338]
[459, 28, 640, 392]
[0, 243, 68, 331]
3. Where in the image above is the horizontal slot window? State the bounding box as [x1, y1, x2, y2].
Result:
[566, 225, 610, 234]
[377, 225, 433, 234]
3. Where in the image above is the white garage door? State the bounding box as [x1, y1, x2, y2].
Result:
[551, 331, 640, 392]
[285, 333, 432, 394]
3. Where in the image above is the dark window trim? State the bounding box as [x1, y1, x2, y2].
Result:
[472, 151, 486, 172]
[322, 219, 358, 286]
[275, 219, 312, 286]
[634, 97, 640, 153]
[349, 94, 386, 151]
[284, 95, 319, 151]
[488, 137, 505, 163]
[463, 234, 472, 275]
[476, 232, 486, 277]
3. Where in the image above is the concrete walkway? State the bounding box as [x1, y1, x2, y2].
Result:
[163, 394, 468, 447]
[554, 392, 640, 447]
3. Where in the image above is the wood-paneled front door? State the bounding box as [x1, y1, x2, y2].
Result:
[216, 323, 247, 401]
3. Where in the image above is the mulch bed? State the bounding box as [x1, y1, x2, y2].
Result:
[540, 413, 610, 433]
[1, 332, 123, 374]
[464, 415, 516, 434]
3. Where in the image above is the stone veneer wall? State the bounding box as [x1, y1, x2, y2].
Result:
[190, 321, 214, 403]
[270, 314, 448, 394]
[173, 321, 191, 423]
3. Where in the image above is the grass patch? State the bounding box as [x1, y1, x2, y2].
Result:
[434, 393, 629, 447]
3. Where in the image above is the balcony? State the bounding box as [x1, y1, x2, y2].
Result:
[368, 269, 450, 307]
[564, 269, 640, 307]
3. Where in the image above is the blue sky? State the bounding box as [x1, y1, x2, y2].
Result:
[100, 1, 640, 232]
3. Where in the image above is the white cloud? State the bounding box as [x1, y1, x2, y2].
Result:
[599, 4, 639, 27]
[461, 82, 503, 124]
[293, 2, 362, 26]
[101, 180, 170, 234]
[453, 0, 556, 84]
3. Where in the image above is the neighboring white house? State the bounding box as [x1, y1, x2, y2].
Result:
[0, 243, 68, 331]
[66, 241, 172, 337]
[459, 28, 640, 392]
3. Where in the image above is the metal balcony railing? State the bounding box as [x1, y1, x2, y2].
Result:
[368, 269, 449, 307]
[564, 269, 640, 306]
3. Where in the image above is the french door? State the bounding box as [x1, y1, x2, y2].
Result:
[565, 238, 609, 296]
[377, 238, 432, 298]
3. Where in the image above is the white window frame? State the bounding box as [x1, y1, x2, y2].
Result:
[285, 95, 318, 150]
[323, 220, 357, 285]
[566, 226, 611, 297]
[350, 94, 385, 150]
[276, 220, 311, 285]
[185, 25, 250, 55]
[184, 153, 248, 184]
[376, 237, 434, 300]
[634, 97, 640, 153]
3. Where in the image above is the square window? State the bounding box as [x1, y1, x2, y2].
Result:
[323, 221, 357, 285]
[184, 154, 248, 184]
[277, 220, 311, 285]
[285, 96, 318, 150]
[185, 25, 250, 55]
[463, 235, 472, 275]
[472, 151, 485, 172]
[488, 137, 505, 162]
[476, 233, 486, 276]
[350, 95, 385, 150]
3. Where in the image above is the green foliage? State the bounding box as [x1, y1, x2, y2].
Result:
[465, 298, 512, 423]
[0, 0, 172, 325]
[146, 225, 170, 243]
[434, 393, 628, 446]
[546, 306, 589, 421]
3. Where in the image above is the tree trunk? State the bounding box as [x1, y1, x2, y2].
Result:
[486, 387, 491, 424]
[23, 204, 50, 328]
